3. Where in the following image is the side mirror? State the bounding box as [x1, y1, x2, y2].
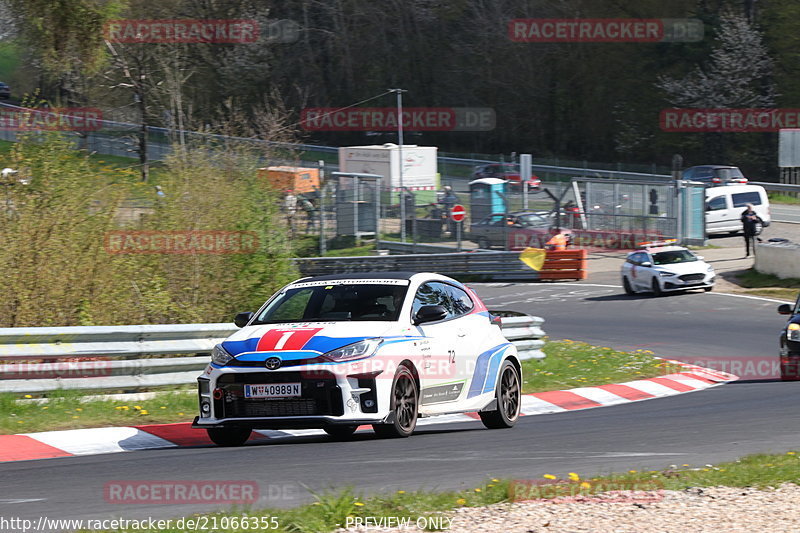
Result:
[414, 305, 448, 325]
[778, 304, 793, 315]
[234, 311, 254, 328]
[640, 261, 652, 268]
[696, 255, 704, 260]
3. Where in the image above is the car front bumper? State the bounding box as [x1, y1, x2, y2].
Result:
[661, 274, 715, 292]
[192, 365, 393, 430]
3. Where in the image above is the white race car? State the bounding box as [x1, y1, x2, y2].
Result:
[621, 241, 715, 296]
[193, 272, 522, 446]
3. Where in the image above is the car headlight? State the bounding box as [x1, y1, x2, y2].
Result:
[789, 323, 800, 341]
[211, 344, 234, 366]
[658, 271, 674, 277]
[707, 265, 714, 272]
[322, 338, 383, 362]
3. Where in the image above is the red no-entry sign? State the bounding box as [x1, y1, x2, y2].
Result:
[451, 204, 466, 222]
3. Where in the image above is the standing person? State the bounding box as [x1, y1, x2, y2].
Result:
[299, 195, 317, 232]
[284, 189, 298, 235]
[741, 203, 763, 258]
[440, 185, 460, 234]
[545, 229, 570, 251]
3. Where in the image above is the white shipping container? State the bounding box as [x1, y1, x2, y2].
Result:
[338, 144, 438, 190]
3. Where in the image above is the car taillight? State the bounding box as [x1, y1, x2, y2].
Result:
[712, 177, 721, 183]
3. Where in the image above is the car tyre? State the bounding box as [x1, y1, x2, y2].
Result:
[323, 425, 358, 440]
[622, 277, 635, 295]
[207, 428, 252, 447]
[479, 360, 521, 429]
[651, 278, 663, 297]
[477, 237, 491, 250]
[704, 286, 713, 292]
[373, 366, 418, 438]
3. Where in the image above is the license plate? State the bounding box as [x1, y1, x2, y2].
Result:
[244, 383, 301, 398]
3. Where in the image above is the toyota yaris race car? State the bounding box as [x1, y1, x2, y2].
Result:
[621, 240, 715, 296]
[193, 272, 522, 446]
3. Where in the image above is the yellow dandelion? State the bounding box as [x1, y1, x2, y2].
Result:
[580, 482, 591, 489]
[41, 406, 48, 410]
[17, 420, 23, 424]
[543, 474, 557, 480]
[160, 406, 166, 409]
[140, 410, 149, 415]
[628, 470, 637, 474]
[23, 395, 32, 399]
[178, 412, 184, 416]
[354, 502, 365, 507]
[787, 452, 796, 456]
[491, 478, 500, 483]
[75, 408, 83, 412]
[456, 498, 467, 505]
[568, 472, 580, 481]
[397, 490, 405, 494]
[133, 406, 142, 410]
[72, 416, 79, 419]
[487, 484, 495, 488]
[474, 488, 481, 492]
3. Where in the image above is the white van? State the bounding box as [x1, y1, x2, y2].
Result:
[705, 184, 771, 235]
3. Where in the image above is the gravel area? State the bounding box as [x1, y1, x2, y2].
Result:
[339, 484, 800, 532]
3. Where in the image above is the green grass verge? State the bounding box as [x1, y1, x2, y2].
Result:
[85, 451, 800, 532]
[1, 389, 197, 435]
[521, 340, 664, 393]
[731, 268, 800, 301]
[768, 192, 800, 205]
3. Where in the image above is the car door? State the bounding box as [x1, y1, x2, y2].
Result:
[410, 281, 469, 412]
[705, 194, 730, 233]
[626, 252, 648, 290]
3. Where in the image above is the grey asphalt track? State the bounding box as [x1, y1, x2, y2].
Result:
[1, 279, 795, 525]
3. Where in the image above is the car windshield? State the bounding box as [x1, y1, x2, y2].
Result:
[713, 167, 745, 180]
[516, 213, 550, 227]
[254, 282, 408, 323]
[652, 250, 697, 265]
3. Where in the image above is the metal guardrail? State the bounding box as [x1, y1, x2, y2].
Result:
[295, 251, 539, 280]
[0, 315, 545, 393]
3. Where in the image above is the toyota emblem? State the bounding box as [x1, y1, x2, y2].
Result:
[265, 357, 282, 370]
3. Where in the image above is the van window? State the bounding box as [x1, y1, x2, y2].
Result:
[706, 196, 727, 211]
[731, 191, 762, 208]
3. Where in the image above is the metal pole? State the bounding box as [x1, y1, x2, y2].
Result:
[318, 160, 326, 256]
[390, 88, 407, 242]
[456, 220, 462, 252]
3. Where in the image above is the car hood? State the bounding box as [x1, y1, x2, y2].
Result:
[654, 261, 712, 275]
[221, 321, 399, 359]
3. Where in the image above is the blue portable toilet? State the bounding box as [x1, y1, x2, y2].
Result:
[469, 178, 507, 222]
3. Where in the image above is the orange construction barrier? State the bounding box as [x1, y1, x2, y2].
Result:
[538, 249, 587, 280]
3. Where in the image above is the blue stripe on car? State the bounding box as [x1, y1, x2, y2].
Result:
[467, 343, 512, 398]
